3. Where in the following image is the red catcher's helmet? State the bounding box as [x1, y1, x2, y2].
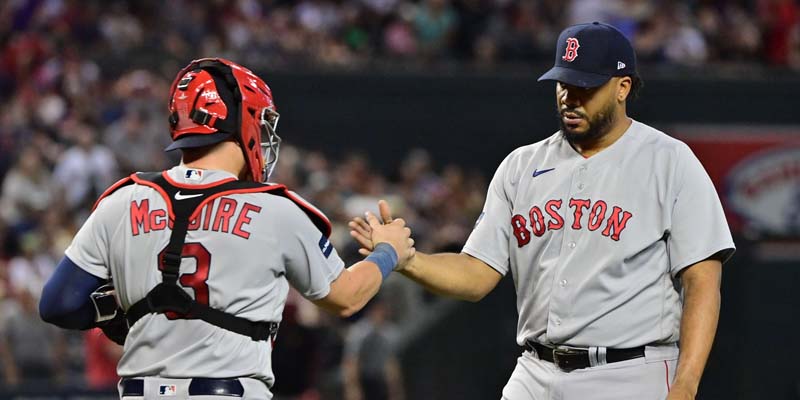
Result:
[165, 58, 281, 182]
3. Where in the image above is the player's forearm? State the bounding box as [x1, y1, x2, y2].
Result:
[672, 260, 722, 395]
[400, 252, 501, 302]
[315, 261, 383, 318]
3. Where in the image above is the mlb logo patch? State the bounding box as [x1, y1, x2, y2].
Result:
[318, 235, 333, 258]
[159, 385, 177, 396]
[185, 169, 203, 181]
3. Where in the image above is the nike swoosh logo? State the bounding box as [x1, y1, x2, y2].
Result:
[532, 168, 555, 177]
[174, 191, 203, 200]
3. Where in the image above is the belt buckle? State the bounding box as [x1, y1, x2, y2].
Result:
[552, 347, 579, 372]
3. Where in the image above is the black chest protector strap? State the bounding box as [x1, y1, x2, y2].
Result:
[125, 172, 279, 342]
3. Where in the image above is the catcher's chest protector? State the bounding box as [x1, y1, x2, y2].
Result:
[95, 171, 332, 342]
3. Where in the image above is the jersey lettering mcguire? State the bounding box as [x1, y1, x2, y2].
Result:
[129, 198, 261, 239]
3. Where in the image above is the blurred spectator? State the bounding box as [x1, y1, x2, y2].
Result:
[414, 0, 459, 59]
[0, 259, 17, 385]
[789, 21, 800, 68]
[8, 232, 55, 297]
[662, 5, 708, 65]
[384, 14, 418, 57]
[0, 146, 52, 228]
[342, 296, 405, 400]
[0, 287, 67, 388]
[271, 290, 323, 400]
[83, 328, 122, 390]
[98, 2, 144, 52]
[52, 122, 119, 214]
[104, 108, 168, 172]
[0, 260, 10, 311]
[296, 0, 343, 34]
[567, 0, 612, 25]
[634, 8, 670, 62]
[696, 3, 760, 61]
[759, 0, 800, 65]
[38, 207, 75, 261]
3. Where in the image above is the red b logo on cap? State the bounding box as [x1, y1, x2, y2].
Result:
[562, 38, 580, 62]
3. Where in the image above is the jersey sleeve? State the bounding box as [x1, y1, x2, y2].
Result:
[462, 154, 515, 276]
[668, 144, 736, 277]
[276, 198, 345, 300]
[64, 196, 115, 280]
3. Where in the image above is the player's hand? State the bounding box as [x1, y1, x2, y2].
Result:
[348, 200, 394, 255]
[359, 200, 415, 269]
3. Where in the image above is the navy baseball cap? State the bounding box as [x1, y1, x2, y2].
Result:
[538, 21, 637, 88]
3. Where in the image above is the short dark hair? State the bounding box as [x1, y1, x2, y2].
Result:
[628, 75, 644, 101]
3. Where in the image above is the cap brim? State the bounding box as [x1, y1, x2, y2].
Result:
[537, 66, 612, 88]
[164, 132, 233, 152]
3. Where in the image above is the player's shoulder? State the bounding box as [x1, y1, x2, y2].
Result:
[91, 174, 139, 211]
[257, 185, 320, 211]
[627, 120, 696, 161]
[502, 131, 561, 165]
[628, 120, 691, 151]
[251, 184, 333, 236]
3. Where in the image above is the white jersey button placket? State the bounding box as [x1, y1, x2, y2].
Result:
[576, 163, 587, 191]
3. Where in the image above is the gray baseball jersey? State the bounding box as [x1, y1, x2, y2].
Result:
[65, 165, 344, 387]
[463, 120, 735, 348]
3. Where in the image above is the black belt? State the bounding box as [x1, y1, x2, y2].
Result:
[121, 378, 244, 397]
[526, 341, 645, 372]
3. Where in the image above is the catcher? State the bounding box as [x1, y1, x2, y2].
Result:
[39, 58, 415, 399]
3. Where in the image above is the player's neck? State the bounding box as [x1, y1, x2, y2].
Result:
[573, 115, 632, 158]
[181, 141, 246, 179]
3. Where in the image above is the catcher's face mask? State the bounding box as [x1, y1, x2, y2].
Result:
[260, 107, 281, 182]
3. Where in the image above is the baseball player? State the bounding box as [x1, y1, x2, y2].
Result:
[351, 22, 735, 400]
[39, 58, 415, 399]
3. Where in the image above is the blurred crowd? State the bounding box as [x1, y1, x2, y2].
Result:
[0, 0, 799, 79]
[0, 0, 798, 396]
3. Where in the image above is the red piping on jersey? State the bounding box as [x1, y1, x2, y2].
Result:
[161, 170, 237, 189]
[283, 190, 332, 236]
[130, 174, 177, 221]
[189, 185, 284, 220]
[664, 360, 671, 392]
[92, 176, 134, 211]
[188, 185, 333, 237]
[92, 171, 333, 237]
